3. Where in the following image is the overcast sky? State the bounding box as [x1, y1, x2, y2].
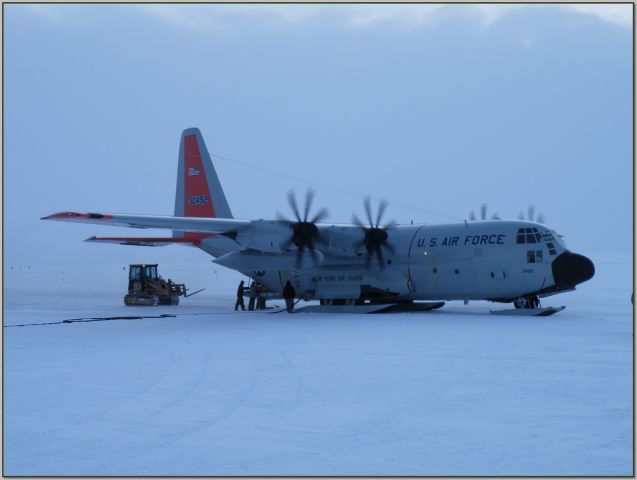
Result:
[5, 3, 633, 267]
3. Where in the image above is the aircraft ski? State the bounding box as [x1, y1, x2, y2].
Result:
[489, 306, 566, 317]
[296, 301, 446, 314]
[42, 127, 595, 314]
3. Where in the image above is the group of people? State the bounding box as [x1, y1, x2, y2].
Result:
[235, 279, 296, 313]
[234, 280, 267, 311]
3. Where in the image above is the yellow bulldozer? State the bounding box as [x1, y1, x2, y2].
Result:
[124, 264, 203, 306]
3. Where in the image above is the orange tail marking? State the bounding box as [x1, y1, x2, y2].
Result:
[184, 134, 216, 218]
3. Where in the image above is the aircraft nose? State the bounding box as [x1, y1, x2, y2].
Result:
[551, 251, 595, 288]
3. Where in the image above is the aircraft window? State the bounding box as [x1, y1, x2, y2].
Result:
[526, 233, 537, 243]
[536, 250, 543, 261]
[454, 269, 459, 274]
[535, 233, 542, 242]
[433, 268, 437, 273]
[527, 250, 535, 263]
[525, 228, 533, 234]
[542, 231, 554, 241]
[516, 228, 526, 244]
[547, 242, 557, 255]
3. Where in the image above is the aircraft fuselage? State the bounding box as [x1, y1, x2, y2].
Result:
[199, 219, 594, 304]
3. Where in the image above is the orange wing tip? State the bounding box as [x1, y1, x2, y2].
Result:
[41, 212, 114, 221]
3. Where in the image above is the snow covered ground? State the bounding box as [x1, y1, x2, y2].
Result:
[4, 254, 633, 475]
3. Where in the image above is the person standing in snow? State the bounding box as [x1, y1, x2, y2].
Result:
[256, 284, 266, 310]
[283, 280, 296, 313]
[235, 280, 246, 311]
[248, 281, 257, 311]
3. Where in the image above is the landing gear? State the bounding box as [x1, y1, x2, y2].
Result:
[514, 296, 540, 309]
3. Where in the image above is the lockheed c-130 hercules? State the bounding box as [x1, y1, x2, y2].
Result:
[42, 128, 594, 315]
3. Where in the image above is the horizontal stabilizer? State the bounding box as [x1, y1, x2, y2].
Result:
[85, 236, 197, 247]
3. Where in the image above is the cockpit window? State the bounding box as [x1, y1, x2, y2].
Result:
[547, 242, 557, 256]
[517, 227, 542, 244]
[542, 231, 554, 241]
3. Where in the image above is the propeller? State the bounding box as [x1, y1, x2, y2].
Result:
[518, 204, 546, 224]
[352, 197, 397, 270]
[468, 203, 500, 221]
[277, 189, 329, 269]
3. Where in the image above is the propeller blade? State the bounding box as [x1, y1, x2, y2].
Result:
[364, 250, 372, 271]
[536, 213, 545, 224]
[309, 248, 320, 268]
[469, 210, 476, 221]
[354, 196, 395, 269]
[287, 190, 302, 222]
[383, 240, 396, 256]
[492, 213, 500, 220]
[310, 207, 329, 224]
[352, 212, 366, 229]
[275, 211, 291, 224]
[481, 203, 488, 221]
[316, 231, 330, 247]
[363, 196, 374, 227]
[518, 211, 525, 220]
[375, 246, 385, 267]
[384, 220, 399, 230]
[281, 237, 295, 250]
[375, 199, 388, 228]
[304, 189, 315, 222]
[528, 205, 535, 223]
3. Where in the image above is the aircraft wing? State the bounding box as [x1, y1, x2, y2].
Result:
[41, 211, 295, 253]
[41, 211, 250, 233]
[42, 211, 365, 257]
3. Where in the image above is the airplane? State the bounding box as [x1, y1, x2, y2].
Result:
[42, 127, 595, 314]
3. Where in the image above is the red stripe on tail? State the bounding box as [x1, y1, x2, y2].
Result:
[184, 134, 216, 218]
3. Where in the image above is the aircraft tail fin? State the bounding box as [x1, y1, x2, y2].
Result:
[173, 128, 233, 237]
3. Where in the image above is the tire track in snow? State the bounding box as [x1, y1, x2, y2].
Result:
[102, 342, 262, 472]
[110, 347, 308, 474]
